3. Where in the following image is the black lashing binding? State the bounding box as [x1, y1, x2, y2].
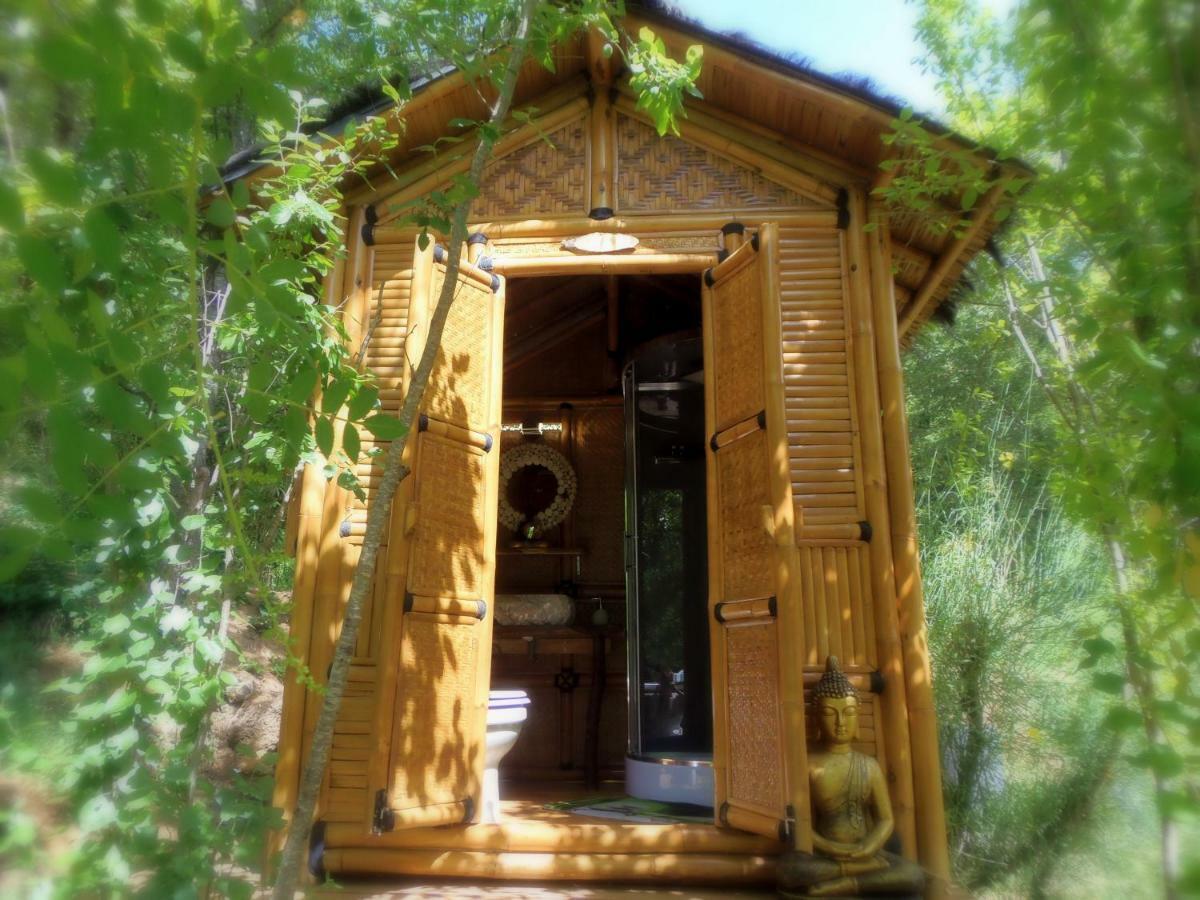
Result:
[490, 274, 501, 293]
[836, 188, 850, 229]
[338, 519, 351, 538]
[719, 802, 731, 826]
[588, 206, 614, 220]
[720, 221, 745, 236]
[468, 232, 489, 246]
[768, 596, 778, 618]
[482, 432, 494, 452]
[308, 820, 327, 876]
[462, 796, 476, 823]
[870, 669, 886, 695]
[373, 790, 395, 833]
[858, 520, 873, 543]
[757, 409, 767, 430]
[361, 205, 378, 246]
[477, 255, 495, 271]
[475, 599, 488, 620]
[717, 249, 729, 263]
[418, 413, 429, 432]
[751, 231, 760, 251]
[779, 805, 796, 842]
[403, 592, 415, 613]
[709, 432, 721, 453]
[433, 243, 447, 264]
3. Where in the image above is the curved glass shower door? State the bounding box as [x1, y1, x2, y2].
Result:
[623, 336, 713, 804]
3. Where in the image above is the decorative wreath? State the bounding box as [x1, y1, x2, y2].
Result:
[498, 442, 577, 534]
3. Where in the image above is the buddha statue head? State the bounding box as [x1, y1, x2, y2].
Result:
[813, 656, 859, 749]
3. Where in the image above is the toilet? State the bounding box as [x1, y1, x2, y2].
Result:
[482, 690, 530, 824]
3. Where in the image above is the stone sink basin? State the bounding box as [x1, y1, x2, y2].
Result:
[494, 594, 574, 626]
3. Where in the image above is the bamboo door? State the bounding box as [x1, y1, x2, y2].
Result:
[702, 223, 811, 845]
[368, 241, 504, 832]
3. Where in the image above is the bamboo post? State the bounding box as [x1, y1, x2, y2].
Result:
[700, 258, 730, 828]
[843, 186, 918, 856]
[587, 27, 615, 217]
[867, 195, 951, 892]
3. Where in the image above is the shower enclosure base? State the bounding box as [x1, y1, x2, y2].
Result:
[625, 754, 714, 806]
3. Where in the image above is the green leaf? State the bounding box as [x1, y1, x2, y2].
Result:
[205, 196, 236, 228]
[347, 385, 379, 420]
[180, 514, 206, 531]
[0, 180, 24, 231]
[363, 414, 407, 440]
[315, 415, 335, 457]
[343, 423, 361, 461]
[102, 614, 131, 635]
[1091, 672, 1125, 695]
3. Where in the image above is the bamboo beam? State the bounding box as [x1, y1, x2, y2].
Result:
[897, 179, 1007, 338]
[489, 251, 715, 277]
[431, 210, 837, 240]
[323, 847, 778, 883]
[612, 93, 839, 206]
[867, 200, 951, 892]
[844, 186, 919, 857]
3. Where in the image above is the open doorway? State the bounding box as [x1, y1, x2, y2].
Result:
[490, 271, 712, 824]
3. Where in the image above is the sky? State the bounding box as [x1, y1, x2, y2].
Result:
[670, 0, 946, 116]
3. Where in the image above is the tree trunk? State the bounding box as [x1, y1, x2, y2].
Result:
[268, 3, 540, 895]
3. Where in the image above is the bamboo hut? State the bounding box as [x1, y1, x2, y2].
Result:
[249, 6, 1027, 894]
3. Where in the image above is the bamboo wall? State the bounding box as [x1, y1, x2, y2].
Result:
[276, 69, 948, 887]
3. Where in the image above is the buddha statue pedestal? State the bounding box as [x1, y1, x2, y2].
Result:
[777, 657, 924, 899]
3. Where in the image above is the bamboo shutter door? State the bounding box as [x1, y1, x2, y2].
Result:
[371, 241, 504, 832]
[702, 223, 811, 845]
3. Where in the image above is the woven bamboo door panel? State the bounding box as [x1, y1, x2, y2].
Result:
[378, 250, 504, 831]
[703, 224, 807, 843]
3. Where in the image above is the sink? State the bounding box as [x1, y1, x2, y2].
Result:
[494, 594, 574, 626]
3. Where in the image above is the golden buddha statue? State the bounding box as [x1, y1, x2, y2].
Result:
[778, 656, 924, 898]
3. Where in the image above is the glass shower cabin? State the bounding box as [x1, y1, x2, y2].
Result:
[622, 335, 714, 806]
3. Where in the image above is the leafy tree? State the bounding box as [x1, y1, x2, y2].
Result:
[887, 0, 1200, 894]
[0, 0, 700, 895]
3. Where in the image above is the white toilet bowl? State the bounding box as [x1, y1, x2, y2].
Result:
[482, 690, 530, 824]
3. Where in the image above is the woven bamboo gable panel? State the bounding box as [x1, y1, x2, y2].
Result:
[777, 226, 865, 527]
[470, 117, 587, 220]
[615, 114, 815, 212]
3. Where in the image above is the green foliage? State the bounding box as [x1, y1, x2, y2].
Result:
[894, 0, 1200, 891]
[627, 26, 704, 136]
[0, 1, 702, 894]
